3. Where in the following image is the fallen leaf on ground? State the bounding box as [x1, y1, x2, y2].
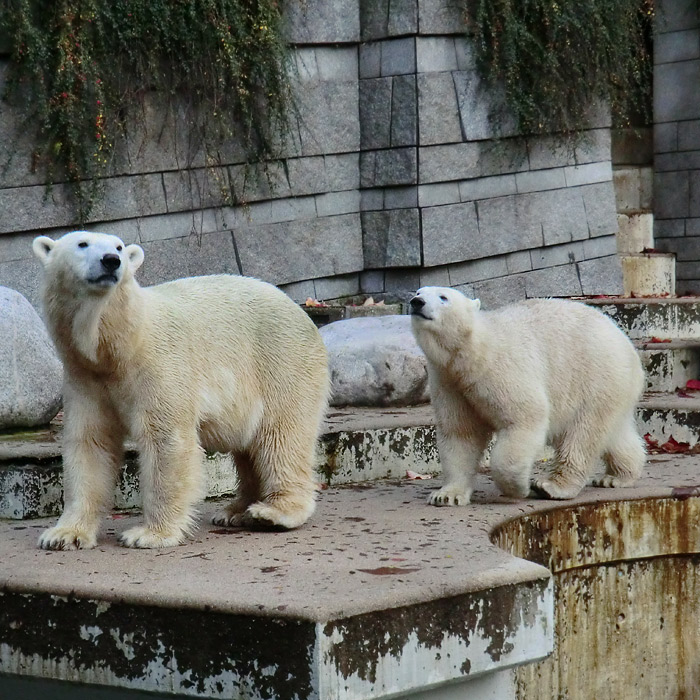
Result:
[358, 566, 420, 575]
[687, 380, 700, 390]
[649, 336, 672, 343]
[406, 470, 433, 480]
[305, 297, 328, 307]
[362, 296, 375, 306]
[659, 436, 691, 454]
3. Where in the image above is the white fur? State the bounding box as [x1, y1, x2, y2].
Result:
[410, 287, 645, 505]
[34, 231, 329, 549]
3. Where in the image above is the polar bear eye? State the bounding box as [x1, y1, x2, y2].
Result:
[116, 245, 123, 252]
[78, 242, 88, 248]
[439, 295, 448, 302]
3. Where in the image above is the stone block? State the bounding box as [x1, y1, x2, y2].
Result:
[655, 171, 689, 218]
[678, 120, 700, 151]
[418, 183, 461, 207]
[89, 219, 141, 245]
[459, 174, 517, 202]
[391, 75, 418, 147]
[360, 78, 393, 150]
[563, 161, 613, 187]
[360, 43, 382, 79]
[360, 0, 389, 41]
[287, 156, 327, 196]
[384, 269, 421, 297]
[655, 151, 700, 171]
[421, 201, 479, 266]
[505, 250, 532, 274]
[418, 0, 466, 34]
[655, 0, 699, 35]
[138, 231, 240, 287]
[279, 279, 316, 303]
[0, 183, 75, 234]
[139, 210, 218, 243]
[383, 186, 418, 209]
[361, 147, 418, 187]
[575, 129, 612, 164]
[94, 173, 167, 222]
[455, 37, 476, 70]
[515, 168, 566, 194]
[472, 274, 527, 310]
[655, 219, 685, 238]
[0, 231, 43, 264]
[314, 273, 361, 301]
[611, 127, 653, 165]
[581, 182, 618, 238]
[315, 47, 359, 82]
[360, 270, 386, 293]
[655, 60, 700, 122]
[656, 29, 700, 64]
[388, 0, 419, 36]
[381, 38, 416, 76]
[234, 212, 363, 285]
[617, 212, 654, 253]
[448, 256, 509, 285]
[527, 135, 576, 170]
[686, 217, 700, 235]
[164, 167, 231, 212]
[416, 37, 457, 73]
[583, 234, 619, 260]
[362, 208, 421, 267]
[479, 139, 530, 177]
[577, 255, 624, 296]
[0, 286, 62, 429]
[524, 264, 583, 298]
[243, 196, 318, 226]
[689, 170, 700, 217]
[530, 241, 585, 270]
[0, 257, 43, 309]
[417, 73, 462, 145]
[420, 265, 450, 287]
[316, 190, 361, 217]
[361, 189, 384, 211]
[533, 188, 590, 246]
[297, 82, 360, 156]
[284, 0, 360, 43]
[452, 71, 518, 141]
[655, 122, 679, 154]
[420, 143, 480, 183]
[325, 154, 360, 191]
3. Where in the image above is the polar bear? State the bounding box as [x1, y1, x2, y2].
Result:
[410, 287, 645, 505]
[32, 231, 329, 549]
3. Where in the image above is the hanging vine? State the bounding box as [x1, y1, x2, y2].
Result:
[466, 0, 654, 136]
[0, 0, 293, 220]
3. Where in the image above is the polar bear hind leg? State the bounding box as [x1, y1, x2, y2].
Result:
[490, 422, 548, 499]
[593, 414, 645, 488]
[211, 453, 260, 527]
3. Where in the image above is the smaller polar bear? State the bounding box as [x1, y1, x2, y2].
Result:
[410, 287, 645, 505]
[33, 231, 329, 549]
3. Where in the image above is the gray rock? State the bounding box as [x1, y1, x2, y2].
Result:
[321, 315, 429, 407]
[0, 287, 62, 429]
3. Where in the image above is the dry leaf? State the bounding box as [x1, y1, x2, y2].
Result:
[406, 470, 433, 480]
[305, 297, 328, 308]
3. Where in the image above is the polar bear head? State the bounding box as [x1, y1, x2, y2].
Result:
[409, 287, 482, 355]
[33, 231, 145, 294]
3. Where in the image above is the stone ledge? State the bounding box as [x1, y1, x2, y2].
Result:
[1, 454, 699, 698]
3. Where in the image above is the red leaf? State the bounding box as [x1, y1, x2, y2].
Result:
[649, 337, 672, 343]
[686, 380, 700, 390]
[677, 390, 692, 398]
[659, 436, 691, 454]
[643, 433, 659, 449]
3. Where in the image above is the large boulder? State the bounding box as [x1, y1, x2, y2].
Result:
[0, 287, 62, 429]
[320, 315, 429, 407]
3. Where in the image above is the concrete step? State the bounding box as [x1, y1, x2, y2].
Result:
[617, 211, 654, 254]
[1, 455, 698, 699]
[621, 252, 676, 297]
[0, 406, 438, 520]
[635, 339, 700, 392]
[585, 297, 700, 340]
[637, 391, 700, 447]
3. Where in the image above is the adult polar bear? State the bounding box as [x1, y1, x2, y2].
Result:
[410, 287, 645, 505]
[33, 231, 329, 549]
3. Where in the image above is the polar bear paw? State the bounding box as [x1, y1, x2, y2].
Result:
[211, 510, 245, 528]
[591, 475, 635, 489]
[119, 526, 185, 549]
[428, 486, 471, 507]
[242, 501, 310, 530]
[38, 525, 97, 550]
[531, 478, 581, 500]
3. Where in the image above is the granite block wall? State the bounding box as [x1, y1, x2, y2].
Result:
[654, 0, 700, 293]
[0, 0, 621, 310]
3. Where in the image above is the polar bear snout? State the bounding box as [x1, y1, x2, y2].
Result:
[410, 295, 432, 321]
[101, 253, 121, 273]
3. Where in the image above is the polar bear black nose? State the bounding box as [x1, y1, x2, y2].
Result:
[410, 296, 425, 310]
[101, 254, 121, 273]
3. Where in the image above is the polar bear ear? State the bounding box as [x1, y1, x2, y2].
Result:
[473, 298, 481, 311]
[125, 244, 145, 272]
[32, 236, 55, 264]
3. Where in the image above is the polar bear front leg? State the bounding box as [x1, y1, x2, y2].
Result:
[429, 429, 486, 506]
[119, 428, 205, 548]
[39, 387, 124, 550]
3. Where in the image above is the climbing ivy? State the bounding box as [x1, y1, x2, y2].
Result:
[0, 0, 293, 220]
[466, 0, 654, 136]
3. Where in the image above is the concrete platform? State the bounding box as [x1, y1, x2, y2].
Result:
[1, 454, 699, 699]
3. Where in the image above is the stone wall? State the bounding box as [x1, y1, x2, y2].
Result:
[0, 0, 621, 310]
[654, 0, 700, 294]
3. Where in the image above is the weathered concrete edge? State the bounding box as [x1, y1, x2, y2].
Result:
[0, 577, 553, 700]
